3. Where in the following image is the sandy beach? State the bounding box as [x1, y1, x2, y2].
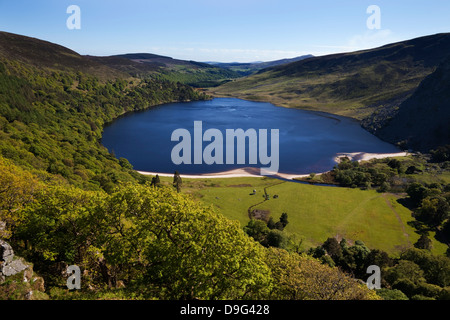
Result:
[137, 151, 409, 180]
[333, 151, 409, 164]
[137, 167, 266, 179]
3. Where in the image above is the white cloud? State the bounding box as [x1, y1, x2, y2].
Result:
[347, 29, 397, 51]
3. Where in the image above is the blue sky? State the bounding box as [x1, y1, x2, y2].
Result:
[0, 0, 449, 62]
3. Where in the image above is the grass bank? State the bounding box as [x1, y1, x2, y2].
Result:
[156, 175, 448, 256]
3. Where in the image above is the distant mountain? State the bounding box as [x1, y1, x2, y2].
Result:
[207, 55, 314, 75]
[96, 52, 214, 70]
[211, 33, 450, 121]
[87, 53, 242, 87]
[375, 56, 450, 152]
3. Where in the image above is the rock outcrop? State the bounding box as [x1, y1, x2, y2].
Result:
[0, 240, 47, 300]
[0, 240, 28, 279]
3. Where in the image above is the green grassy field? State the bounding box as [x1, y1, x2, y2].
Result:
[155, 175, 448, 256]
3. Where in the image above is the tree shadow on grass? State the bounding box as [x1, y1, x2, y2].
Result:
[396, 197, 416, 211]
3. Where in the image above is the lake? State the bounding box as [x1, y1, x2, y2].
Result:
[101, 98, 400, 176]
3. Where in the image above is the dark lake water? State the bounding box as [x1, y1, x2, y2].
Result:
[101, 98, 400, 176]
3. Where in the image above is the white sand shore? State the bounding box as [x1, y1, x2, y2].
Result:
[137, 151, 410, 180]
[137, 167, 264, 179]
[334, 151, 409, 164]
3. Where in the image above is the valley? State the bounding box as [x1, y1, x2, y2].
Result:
[0, 29, 449, 302]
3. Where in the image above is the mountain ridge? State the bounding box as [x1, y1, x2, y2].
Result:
[210, 32, 450, 121]
[0, 31, 129, 81]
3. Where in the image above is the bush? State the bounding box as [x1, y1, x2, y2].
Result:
[375, 288, 409, 300]
[392, 279, 418, 297]
[415, 282, 443, 299]
[266, 229, 289, 249]
[377, 181, 390, 193]
[411, 294, 435, 300]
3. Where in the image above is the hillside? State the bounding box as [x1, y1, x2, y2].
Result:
[0, 32, 128, 81]
[0, 31, 208, 190]
[210, 33, 450, 120]
[207, 54, 314, 76]
[373, 57, 450, 152]
[87, 52, 242, 87]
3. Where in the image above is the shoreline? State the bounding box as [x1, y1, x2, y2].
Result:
[136, 151, 409, 180]
[333, 151, 409, 163]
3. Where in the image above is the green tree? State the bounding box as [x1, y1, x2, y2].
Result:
[385, 260, 426, 289]
[124, 185, 272, 299]
[400, 248, 450, 287]
[387, 159, 402, 172]
[266, 229, 288, 249]
[377, 181, 390, 193]
[418, 196, 449, 226]
[279, 212, 289, 228]
[267, 217, 276, 229]
[150, 174, 160, 187]
[364, 249, 393, 271]
[15, 185, 104, 268]
[0, 157, 42, 239]
[173, 171, 182, 193]
[118, 157, 133, 170]
[264, 247, 379, 300]
[431, 145, 450, 162]
[414, 233, 432, 250]
[243, 219, 270, 244]
[322, 237, 343, 261]
[407, 182, 429, 207]
[17, 183, 273, 299]
[376, 288, 409, 300]
[340, 240, 371, 278]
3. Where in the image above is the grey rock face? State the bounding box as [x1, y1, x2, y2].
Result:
[0, 240, 29, 280]
[0, 240, 14, 263]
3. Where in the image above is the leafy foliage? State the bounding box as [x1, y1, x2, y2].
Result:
[310, 236, 450, 300]
[10, 178, 377, 300]
[0, 57, 208, 192]
[265, 247, 379, 300]
[0, 157, 42, 238]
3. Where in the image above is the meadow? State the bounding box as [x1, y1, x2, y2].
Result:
[158, 175, 448, 256]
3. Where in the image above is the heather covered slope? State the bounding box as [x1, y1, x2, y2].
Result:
[0, 31, 128, 81]
[211, 33, 450, 120]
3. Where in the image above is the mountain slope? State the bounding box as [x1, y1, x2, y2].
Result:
[208, 55, 314, 76]
[374, 56, 450, 152]
[87, 53, 242, 87]
[0, 32, 128, 81]
[210, 33, 450, 120]
[0, 31, 208, 190]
